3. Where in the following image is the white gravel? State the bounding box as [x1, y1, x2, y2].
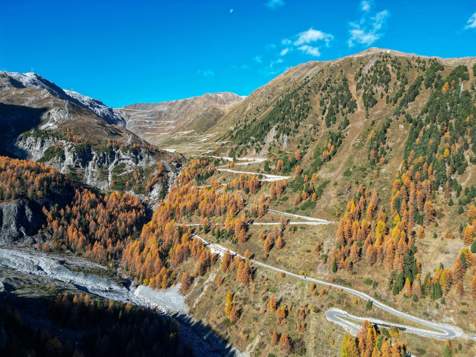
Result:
[133, 285, 188, 314]
[0, 248, 186, 313]
[0, 248, 130, 302]
[0, 247, 243, 356]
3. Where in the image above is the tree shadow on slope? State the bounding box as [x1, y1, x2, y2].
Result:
[0, 103, 46, 158]
[172, 313, 237, 357]
[0, 290, 236, 357]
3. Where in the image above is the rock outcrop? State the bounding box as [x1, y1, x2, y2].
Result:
[0, 71, 183, 203]
[0, 199, 43, 244]
[15, 132, 181, 203]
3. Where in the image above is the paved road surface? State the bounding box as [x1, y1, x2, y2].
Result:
[178, 221, 331, 228]
[209, 156, 267, 166]
[192, 235, 474, 342]
[217, 168, 290, 182]
[269, 209, 334, 224]
[195, 157, 475, 340]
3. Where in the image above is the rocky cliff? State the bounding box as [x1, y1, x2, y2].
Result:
[0, 71, 183, 202]
[0, 199, 43, 244]
[15, 131, 180, 204]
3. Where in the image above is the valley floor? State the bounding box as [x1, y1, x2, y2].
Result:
[0, 246, 241, 357]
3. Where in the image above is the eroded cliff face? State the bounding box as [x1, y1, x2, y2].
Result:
[15, 132, 182, 205]
[0, 199, 43, 244]
[0, 71, 184, 205]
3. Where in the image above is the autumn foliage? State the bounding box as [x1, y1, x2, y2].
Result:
[43, 189, 146, 264]
[0, 156, 72, 201]
[340, 321, 407, 357]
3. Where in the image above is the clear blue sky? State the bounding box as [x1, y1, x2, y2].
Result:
[1, 0, 475, 107]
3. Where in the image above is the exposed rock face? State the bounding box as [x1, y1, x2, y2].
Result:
[0, 199, 43, 244]
[0, 71, 183, 202]
[15, 133, 180, 203]
[149, 160, 180, 204]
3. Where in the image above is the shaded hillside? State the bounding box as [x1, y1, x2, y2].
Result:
[0, 291, 191, 357]
[0, 72, 182, 199]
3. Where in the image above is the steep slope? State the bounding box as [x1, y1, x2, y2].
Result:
[220, 49, 474, 155]
[0, 72, 181, 199]
[176, 50, 476, 354]
[2, 50, 476, 357]
[119, 92, 243, 147]
[211, 49, 476, 214]
[155, 50, 476, 355]
[0, 155, 140, 245]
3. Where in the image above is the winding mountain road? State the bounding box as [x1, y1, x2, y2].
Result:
[177, 208, 334, 228]
[209, 156, 267, 166]
[269, 209, 334, 224]
[251, 221, 330, 226]
[217, 168, 290, 182]
[178, 220, 331, 228]
[192, 234, 475, 342]
[207, 156, 290, 182]
[196, 157, 476, 341]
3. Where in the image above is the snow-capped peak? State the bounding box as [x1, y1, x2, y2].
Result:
[7, 71, 40, 86]
[65, 89, 126, 127]
[1, 71, 125, 127]
[5, 71, 67, 99]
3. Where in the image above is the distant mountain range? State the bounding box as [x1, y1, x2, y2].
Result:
[118, 92, 243, 145]
[2, 48, 475, 201]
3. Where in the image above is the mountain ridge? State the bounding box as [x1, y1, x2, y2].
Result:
[118, 91, 244, 147]
[1, 47, 476, 356]
[118, 91, 245, 109]
[213, 48, 476, 155]
[0, 71, 182, 200]
[1, 71, 126, 127]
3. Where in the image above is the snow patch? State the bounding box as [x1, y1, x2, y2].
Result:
[65, 89, 126, 126]
[2, 71, 125, 127]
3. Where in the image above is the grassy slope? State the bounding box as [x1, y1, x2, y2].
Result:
[162, 50, 476, 356]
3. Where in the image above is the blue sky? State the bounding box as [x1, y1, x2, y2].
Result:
[1, 0, 475, 107]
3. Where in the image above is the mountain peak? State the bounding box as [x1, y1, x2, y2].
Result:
[348, 47, 424, 59]
[0, 71, 125, 127]
[348, 47, 476, 62]
[2, 71, 59, 92]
